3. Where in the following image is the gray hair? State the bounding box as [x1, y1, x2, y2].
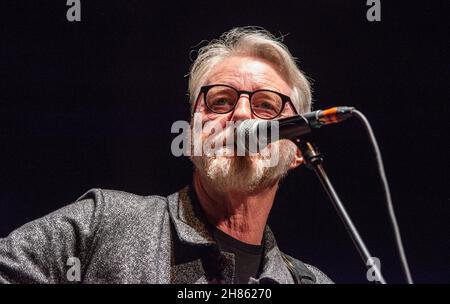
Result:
[188, 27, 312, 115]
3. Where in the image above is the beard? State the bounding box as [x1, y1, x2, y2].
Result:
[190, 132, 298, 194]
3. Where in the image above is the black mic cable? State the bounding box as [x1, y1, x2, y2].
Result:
[352, 109, 414, 284]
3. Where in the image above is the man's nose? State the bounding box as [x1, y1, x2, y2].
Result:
[230, 95, 253, 121]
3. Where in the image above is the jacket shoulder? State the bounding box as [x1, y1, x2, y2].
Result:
[76, 188, 169, 224]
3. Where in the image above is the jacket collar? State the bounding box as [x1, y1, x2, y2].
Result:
[167, 185, 297, 283]
[167, 185, 215, 246]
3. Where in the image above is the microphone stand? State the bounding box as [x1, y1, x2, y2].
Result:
[295, 139, 386, 284]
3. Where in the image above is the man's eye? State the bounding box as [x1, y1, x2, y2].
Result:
[255, 101, 275, 110]
[214, 99, 229, 105]
[211, 98, 234, 107]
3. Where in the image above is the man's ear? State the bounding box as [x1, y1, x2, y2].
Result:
[289, 146, 303, 169]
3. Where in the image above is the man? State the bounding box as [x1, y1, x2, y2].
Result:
[0, 27, 332, 284]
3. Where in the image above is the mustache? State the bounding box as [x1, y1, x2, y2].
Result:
[189, 123, 279, 159]
[205, 130, 277, 159]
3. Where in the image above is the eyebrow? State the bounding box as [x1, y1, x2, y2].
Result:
[205, 81, 283, 94]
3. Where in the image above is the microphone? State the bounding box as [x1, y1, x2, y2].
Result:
[235, 106, 355, 152]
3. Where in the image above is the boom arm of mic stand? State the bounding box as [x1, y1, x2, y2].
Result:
[295, 139, 387, 284]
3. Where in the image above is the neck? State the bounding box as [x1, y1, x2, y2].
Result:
[193, 171, 278, 245]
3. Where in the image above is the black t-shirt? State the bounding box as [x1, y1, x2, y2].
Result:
[212, 227, 263, 284]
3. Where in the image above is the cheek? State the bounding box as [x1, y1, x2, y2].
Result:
[199, 106, 230, 127]
[199, 105, 221, 123]
[201, 112, 224, 124]
[200, 115, 230, 139]
[197, 103, 234, 138]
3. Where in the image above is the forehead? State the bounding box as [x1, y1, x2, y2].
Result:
[206, 56, 292, 95]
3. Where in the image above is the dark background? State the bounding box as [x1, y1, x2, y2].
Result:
[0, 0, 448, 283]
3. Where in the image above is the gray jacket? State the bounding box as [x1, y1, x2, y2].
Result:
[0, 186, 333, 284]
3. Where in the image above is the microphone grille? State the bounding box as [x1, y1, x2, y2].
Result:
[235, 119, 270, 153]
[236, 119, 261, 138]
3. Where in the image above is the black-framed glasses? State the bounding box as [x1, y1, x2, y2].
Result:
[195, 84, 298, 119]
